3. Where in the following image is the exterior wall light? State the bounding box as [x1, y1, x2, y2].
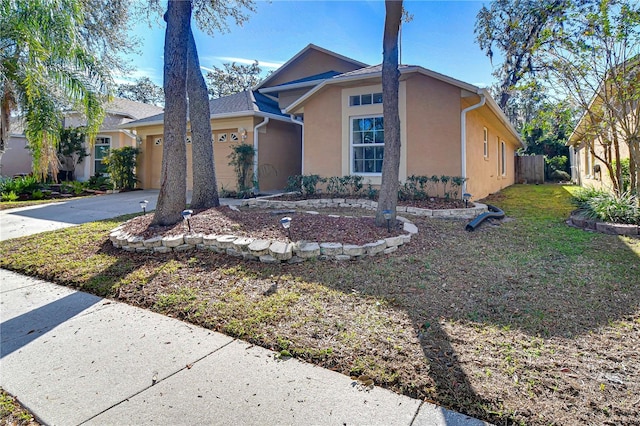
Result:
[140, 200, 149, 214]
[182, 209, 193, 232]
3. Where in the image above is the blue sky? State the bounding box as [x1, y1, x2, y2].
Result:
[122, 0, 496, 89]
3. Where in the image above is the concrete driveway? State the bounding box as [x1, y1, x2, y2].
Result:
[0, 190, 160, 241]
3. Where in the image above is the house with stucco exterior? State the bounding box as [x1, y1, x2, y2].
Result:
[0, 98, 163, 180]
[122, 44, 523, 200]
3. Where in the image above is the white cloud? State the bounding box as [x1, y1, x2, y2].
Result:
[113, 67, 162, 86]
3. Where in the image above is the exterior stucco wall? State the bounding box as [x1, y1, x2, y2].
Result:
[257, 119, 301, 191]
[464, 106, 519, 199]
[301, 85, 344, 178]
[0, 136, 31, 177]
[405, 75, 461, 186]
[266, 49, 363, 88]
[278, 88, 313, 110]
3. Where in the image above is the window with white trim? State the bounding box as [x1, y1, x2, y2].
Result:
[351, 116, 384, 174]
[483, 127, 488, 158]
[349, 92, 383, 106]
[94, 136, 110, 175]
[501, 141, 506, 176]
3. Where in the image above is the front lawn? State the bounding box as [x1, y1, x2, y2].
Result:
[1, 184, 638, 425]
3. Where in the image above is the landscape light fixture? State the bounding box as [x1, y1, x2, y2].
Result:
[463, 193, 472, 209]
[182, 209, 193, 232]
[382, 209, 392, 233]
[280, 216, 292, 240]
[140, 200, 149, 214]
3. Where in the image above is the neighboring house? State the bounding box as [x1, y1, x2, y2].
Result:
[123, 44, 524, 199]
[0, 98, 163, 180]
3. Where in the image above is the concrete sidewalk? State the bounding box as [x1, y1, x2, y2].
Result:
[0, 269, 488, 426]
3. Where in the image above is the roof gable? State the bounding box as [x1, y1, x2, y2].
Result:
[255, 44, 368, 90]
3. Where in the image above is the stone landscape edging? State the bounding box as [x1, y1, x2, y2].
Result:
[240, 196, 488, 219]
[108, 213, 419, 263]
[108, 199, 486, 263]
[568, 211, 639, 236]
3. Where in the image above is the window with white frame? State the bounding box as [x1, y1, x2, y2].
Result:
[483, 127, 488, 158]
[349, 92, 383, 106]
[94, 136, 110, 175]
[352, 116, 384, 174]
[500, 141, 506, 176]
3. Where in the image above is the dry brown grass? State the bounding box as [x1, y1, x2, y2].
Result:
[1, 184, 639, 425]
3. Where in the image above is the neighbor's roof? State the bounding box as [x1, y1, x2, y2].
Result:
[105, 98, 164, 120]
[120, 90, 289, 129]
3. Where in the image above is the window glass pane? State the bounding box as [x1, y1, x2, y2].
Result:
[361, 94, 372, 105]
[353, 131, 362, 144]
[363, 131, 374, 143]
[374, 131, 384, 143]
[373, 93, 383, 104]
[374, 117, 384, 130]
[350, 95, 360, 106]
[95, 145, 109, 159]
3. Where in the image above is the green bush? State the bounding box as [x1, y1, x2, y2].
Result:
[228, 144, 255, 197]
[103, 147, 140, 190]
[550, 170, 571, 181]
[612, 158, 631, 192]
[30, 190, 45, 200]
[574, 188, 639, 225]
[1, 191, 19, 202]
[285, 174, 324, 198]
[86, 173, 111, 190]
[0, 176, 39, 195]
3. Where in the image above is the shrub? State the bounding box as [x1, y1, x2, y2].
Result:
[550, 170, 571, 182]
[575, 188, 640, 225]
[0, 176, 39, 195]
[228, 144, 255, 197]
[86, 173, 111, 190]
[1, 191, 19, 202]
[285, 174, 324, 198]
[30, 190, 44, 200]
[103, 147, 140, 190]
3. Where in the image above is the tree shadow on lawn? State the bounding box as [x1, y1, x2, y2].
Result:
[83, 195, 640, 424]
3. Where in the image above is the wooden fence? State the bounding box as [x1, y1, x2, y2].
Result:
[515, 155, 545, 184]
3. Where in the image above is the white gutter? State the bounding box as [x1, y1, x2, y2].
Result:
[289, 115, 304, 174]
[253, 117, 270, 192]
[460, 92, 486, 197]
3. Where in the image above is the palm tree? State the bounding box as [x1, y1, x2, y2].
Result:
[0, 0, 110, 179]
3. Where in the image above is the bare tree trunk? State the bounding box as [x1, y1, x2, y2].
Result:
[187, 28, 219, 209]
[376, 0, 403, 227]
[152, 0, 190, 226]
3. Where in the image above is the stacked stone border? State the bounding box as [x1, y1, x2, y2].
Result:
[241, 196, 488, 219]
[108, 199, 489, 264]
[568, 211, 639, 236]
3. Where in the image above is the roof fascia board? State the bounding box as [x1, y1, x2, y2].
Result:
[254, 44, 369, 91]
[118, 111, 291, 130]
[259, 79, 324, 94]
[479, 88, 525, 148]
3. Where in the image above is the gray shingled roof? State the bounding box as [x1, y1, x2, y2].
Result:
[333, 64, 414, 79]
[124, 90, 286, 127]
[274, 71, 343, 87]
[106, 98, 164, 120]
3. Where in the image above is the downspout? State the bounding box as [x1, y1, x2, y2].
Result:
[253, 117, 269, 192]
[460, 92, 486, 197]
[289, 115, 304, 174]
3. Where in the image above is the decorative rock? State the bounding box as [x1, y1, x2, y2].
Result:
[203, 234, 219, 245]
[343, 244, 365, 256]
[334, 254, 352, 261]
[229, 205, 240, 212]
[216, 235, 237, 249]
[400, 234, 412, 244]
[364, 240, 387, 255]
[226, 248, 243, 257]
[259, 255, 279, 264]
[288, 256, 305, 264]
[184, 233, 204, 245]
[127, 236, 144, 248]
[296, 241, 321, 258]
[174, 244, 193, 252]
[248, 239, 271, 256]
[109, 230, 121, 242]
[385, 236, 404, 247]
[269, 241, 293, 261]
[396, 206, 407, 212]
[320, 242, 343, 256]
[196, 244, 206, 250]
[305, 211, 319, 215]
[232, 237, 254, 252]
[162, 235, 184, 248]
[243, 252, 258, 261]
[154, 246, 172, 254]
[116, 234, 130, 246]
[135, 247, 150, 253]
[596, 222, 639, 236]
[123, 246, 136, 252]
[143, 236, 163, 248]
[384, 246, 398, 254]
[403, 222, 419, 234]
